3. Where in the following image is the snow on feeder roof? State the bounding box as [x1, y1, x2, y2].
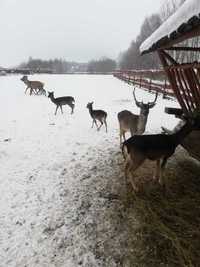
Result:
[140, 0, 200, 54]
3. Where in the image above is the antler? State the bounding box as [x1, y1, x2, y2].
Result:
[148, 91, 158, 108]
[133, 88, 142, 108]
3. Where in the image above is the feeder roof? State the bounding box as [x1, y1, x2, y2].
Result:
[140, 0, 200, 54]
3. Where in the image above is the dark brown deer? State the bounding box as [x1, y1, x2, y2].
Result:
[48, 91, 75, 115]
[122, 114, 200, 192]
[21, 75, 45, 95]
[118, 88, 158, 146]
[86, 102, 107, 132]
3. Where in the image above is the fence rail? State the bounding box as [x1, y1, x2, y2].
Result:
[113, 69, 174, 98]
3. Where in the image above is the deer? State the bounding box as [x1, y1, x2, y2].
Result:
[86, 102, 108, 132]
[122, 113, 200, 192]
[21, 75, 45, 95]
[48, 91, 75, 115]
[117, 88, 158, 147]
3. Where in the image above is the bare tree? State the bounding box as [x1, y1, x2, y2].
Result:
[160, 0, 186, 22]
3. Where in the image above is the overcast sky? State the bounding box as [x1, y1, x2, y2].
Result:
[0, 0, 164, 67]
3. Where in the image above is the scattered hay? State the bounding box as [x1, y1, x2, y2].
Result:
[125, 153, 200, 267]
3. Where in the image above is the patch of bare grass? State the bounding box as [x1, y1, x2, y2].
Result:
[124, 152, 200, 267]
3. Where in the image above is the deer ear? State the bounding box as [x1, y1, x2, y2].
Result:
[91, 101, 94, 104]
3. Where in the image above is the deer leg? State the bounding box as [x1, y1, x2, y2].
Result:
[159, 157, 168, 189]
[120, 129, 126, 148]
[68, 103, 74, 114]
[153, 159, 161, 181]
[129, 158, 145, 192]
[71, 103, 74, 114]
[60, 105, 63, 114]
[122, 131, 126, 141]
[95, 120, 99, 129]
[125, 153, 145, 192]
[97, 120, 103, 131]
[25, 86, 29, 94]
[104, 118, 108, 133]
[93, 119, 98, 129]
[30, 87, 33, 95]
[55, 105, 59, 115]
[119, 128, 122, 147]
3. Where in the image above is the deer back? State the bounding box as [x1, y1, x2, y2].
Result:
[53, 96, 75, 105]
[28, 80, 44, 89]
[118, 110, 139, 134]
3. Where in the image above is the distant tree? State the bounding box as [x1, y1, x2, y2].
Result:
[119, 14, 162, 70]
[18, 58, 88, 73]
[160, 0, 186, 22]
[87, 57, 116, 73]
[118, 0, 188, 70]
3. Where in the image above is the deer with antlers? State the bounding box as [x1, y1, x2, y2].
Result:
[117, 88, 158, 146]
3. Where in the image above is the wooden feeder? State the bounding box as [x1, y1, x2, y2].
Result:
[140, 0, 200, 160]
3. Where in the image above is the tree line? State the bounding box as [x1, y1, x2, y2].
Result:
[17, 0, 194, 74]
[18, 57, 116, 74]
[119, 0, 187, 70]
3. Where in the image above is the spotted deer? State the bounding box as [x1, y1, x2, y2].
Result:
[21, 75, 45, 95]
[122, 113, 200, 192]
[86, 102, 107, 132]
[118, 88, 158, 146]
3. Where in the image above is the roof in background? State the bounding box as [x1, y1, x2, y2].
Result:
[140, 0, 200, 54]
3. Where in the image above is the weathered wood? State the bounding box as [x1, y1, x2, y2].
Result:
[113, 69, 173, 97]
[165, 46, 200, 52]
[164, 107, 183, 117]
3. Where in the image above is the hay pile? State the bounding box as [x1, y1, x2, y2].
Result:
[125, 151, 200, 267]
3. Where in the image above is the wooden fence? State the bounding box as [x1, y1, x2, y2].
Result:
[113, 69, 174, 98]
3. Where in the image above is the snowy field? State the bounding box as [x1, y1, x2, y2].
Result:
[0, 74, 180, 267]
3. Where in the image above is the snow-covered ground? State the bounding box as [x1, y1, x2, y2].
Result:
[0, 74, 180, 267]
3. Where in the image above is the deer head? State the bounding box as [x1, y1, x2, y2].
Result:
[133, 88, 158, 116]
[21, 75, 28, 82]
[48, 91, 54, 98]
[86, 102, 94, 109]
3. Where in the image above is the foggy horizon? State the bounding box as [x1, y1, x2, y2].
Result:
[1, 0, 163, 68]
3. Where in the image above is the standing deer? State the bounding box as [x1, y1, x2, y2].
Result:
[21, 75, 45, 95]
[86, 102, 107, 132]
[118, 88, 158, 146]
[48, 91, 75, 115]
[122, 114, 200, 192]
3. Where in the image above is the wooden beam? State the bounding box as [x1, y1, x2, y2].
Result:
[143, 25, 200, 54]
[162, 50, 178, 65]
[165, 46, 200, 52]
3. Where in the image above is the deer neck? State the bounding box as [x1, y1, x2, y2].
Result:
[88, 106, 93, 116]
[23, 79, 29, 86]
[50, 94, 56, 103]
[137, 113, 148, 134]
[173, 122, 193, 145]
